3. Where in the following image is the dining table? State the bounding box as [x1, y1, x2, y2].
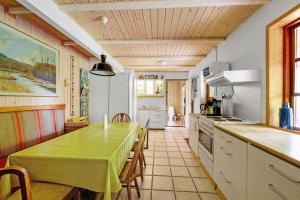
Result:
[5, 122, 141, 200]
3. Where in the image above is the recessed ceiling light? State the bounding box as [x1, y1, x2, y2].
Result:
[158, 60, 168, 65]
[99, 16, 109, 24]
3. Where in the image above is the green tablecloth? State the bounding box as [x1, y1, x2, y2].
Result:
[5, 122, 141, 200]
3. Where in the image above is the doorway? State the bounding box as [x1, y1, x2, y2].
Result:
[166, 80, 187, 127]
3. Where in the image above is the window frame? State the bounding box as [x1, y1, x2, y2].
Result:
[284, 19, 300, 130]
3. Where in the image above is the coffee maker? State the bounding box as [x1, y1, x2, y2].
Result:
[200, 98, 221, 116]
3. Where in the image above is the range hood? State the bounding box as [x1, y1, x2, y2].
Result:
[205, 70, 260, 86]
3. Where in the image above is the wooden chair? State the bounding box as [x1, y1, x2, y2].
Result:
[112, 113, 131, 123]
[118, 131, 144, 200]
[0, 166, 80, 200]
[130, 119, 149, 181]
[144, 119, 150, 149]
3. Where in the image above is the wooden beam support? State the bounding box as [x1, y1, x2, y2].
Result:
[62, 40, 78, 46]
[99, 38, 224, 45]
[115, 56, 205, 60]
[7, 6, 31, 15]
[59, 0, 270, 12]
[63, 38, 224, 46]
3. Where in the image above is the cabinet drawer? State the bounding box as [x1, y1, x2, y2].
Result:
[248, 155, 300, 200]
[249, 145, 300, 193]
[213, 129, 247, 200]
[215, 128, 247, 157]
[214, 164, 246, 200]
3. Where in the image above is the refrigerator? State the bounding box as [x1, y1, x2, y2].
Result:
[89, 71, 136, 124]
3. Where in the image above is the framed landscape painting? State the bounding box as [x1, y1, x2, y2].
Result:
[0, 22, 59, 96]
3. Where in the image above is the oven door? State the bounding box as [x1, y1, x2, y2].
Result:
[198, 127, 213, 160]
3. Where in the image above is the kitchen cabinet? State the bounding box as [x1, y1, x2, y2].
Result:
[213, 128, 247, 200]
[247, 145, 300, 200]
[137, 110, 167, 129]
[149, 110, 167, 129]
[189, 115, 199, 155]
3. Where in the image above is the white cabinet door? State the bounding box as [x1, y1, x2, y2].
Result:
[137, 110, 150, 128]
[150, 111, 167, 129]
[189, 116, 198, 154]
[214, 128, 247, 200]
[247, 145, 300, 200]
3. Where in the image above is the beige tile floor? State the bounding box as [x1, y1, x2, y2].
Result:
[113, 127, 222, 200]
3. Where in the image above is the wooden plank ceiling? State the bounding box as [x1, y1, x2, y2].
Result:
[1, 0, 265, 71]
[53, 0, 261, 71]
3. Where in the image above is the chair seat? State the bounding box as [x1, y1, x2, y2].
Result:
[7, 182, 74, 200]
[119, 160, 141, 183]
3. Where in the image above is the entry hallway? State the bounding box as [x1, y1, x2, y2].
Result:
[114, 128, 221, 200]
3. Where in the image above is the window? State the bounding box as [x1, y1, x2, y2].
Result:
[137, 79, 165, 96]
[284, 21, 300, 129]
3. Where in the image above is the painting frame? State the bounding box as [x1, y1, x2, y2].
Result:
[0, 21, 59, 97]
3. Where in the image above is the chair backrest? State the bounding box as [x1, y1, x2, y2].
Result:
[112, 113, 131, 123]
[126, 130, 145, 181]
[0, 166, 32, 200]
[145, 119, 150, 130]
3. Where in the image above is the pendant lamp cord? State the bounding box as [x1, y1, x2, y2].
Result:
[108, 76, 110, 120]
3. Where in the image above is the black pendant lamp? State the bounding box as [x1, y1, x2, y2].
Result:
[90, 55, 115, 76]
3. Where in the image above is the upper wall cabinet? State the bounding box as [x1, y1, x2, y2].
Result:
[137, 79, 165, 97]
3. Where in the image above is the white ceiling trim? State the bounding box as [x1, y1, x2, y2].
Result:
[16, 0, 124, 72]
[58, 0, 271, 12]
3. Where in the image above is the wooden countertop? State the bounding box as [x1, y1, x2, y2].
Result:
[214, 124, 300, 167]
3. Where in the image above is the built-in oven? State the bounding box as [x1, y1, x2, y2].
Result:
[198, 126, 213, 160]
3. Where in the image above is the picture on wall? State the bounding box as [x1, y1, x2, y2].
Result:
[0, 22, 58, 96]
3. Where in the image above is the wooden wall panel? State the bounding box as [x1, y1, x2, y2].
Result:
[0, 6, 89, 119]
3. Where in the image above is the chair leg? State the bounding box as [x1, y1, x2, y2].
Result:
[134, 178, 141, 198]
[126, 183, 132, 200]
[142, 150, 146, 168]
[138, 154, 144, 182]
[145, 131, 149, 149]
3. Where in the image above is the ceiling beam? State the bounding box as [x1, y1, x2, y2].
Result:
[8, 6, 31, 14]
[98, 38, 224, 45]
[115, 56, 205, 60]
[63, 38, 224, 46]
[58, 0, 270, 12]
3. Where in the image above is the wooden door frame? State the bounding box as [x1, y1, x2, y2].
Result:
[165, 79, 188, 111]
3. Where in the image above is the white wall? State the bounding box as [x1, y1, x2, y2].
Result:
[190, 0, 300, 122]
[135, 72, 189, 109]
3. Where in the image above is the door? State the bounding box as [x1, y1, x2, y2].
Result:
[166, 80, 187, 127]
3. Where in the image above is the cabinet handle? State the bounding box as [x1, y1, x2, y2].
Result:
[269, 164, 300, 183]
[220, 147, 232, 156]
[219, 172, 231, 184]
[225, 140, 232, 143]
[268, 184, 289, 200]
